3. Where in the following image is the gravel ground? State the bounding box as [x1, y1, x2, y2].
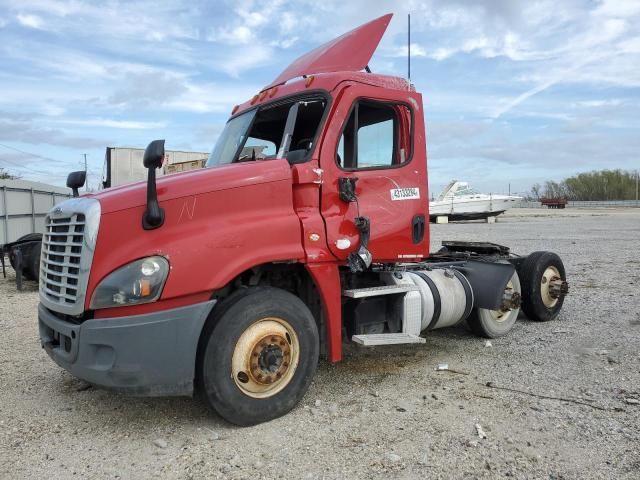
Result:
[1, 208, 639, 479]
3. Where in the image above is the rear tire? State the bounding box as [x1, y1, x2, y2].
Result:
[27, 242, 41, 282]
[519, 251, 566, 322]
[8, 234, 42, 281]
[199, 287, 319, 426]
[467, 272, 521, 338]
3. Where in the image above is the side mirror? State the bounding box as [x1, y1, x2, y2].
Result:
[143, 139, 165, 169]
[66, 170, 86, 197]
[142, 139, 166, 230]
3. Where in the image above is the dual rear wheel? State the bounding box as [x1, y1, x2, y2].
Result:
[467, 251, 567, 338]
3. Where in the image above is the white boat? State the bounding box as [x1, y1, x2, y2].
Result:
[429, 181, 522, 221]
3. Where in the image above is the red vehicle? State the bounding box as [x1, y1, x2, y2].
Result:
[541, 197, 568, 209]
[38, 14, 569, 426]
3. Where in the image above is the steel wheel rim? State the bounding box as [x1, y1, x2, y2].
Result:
[541, 266, 561, 308]
[231, 317, 300, 399]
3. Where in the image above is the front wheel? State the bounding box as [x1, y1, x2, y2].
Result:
[199, 287, 319, 426]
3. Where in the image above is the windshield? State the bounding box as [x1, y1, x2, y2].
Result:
[454, 186, 479, 196]
[206, 95, 328, 168]
[207, 109, 257, 167]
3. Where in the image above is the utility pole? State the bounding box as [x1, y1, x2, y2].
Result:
[636, 169, 639, 204]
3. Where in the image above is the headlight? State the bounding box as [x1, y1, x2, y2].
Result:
[90, 256, 169, 309]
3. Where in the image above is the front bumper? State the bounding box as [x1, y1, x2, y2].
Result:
[38, 300, 216, 396]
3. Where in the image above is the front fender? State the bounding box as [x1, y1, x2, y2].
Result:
[88, 173, 304, 313]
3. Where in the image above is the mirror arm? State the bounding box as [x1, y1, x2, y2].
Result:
[142, 166, 165, 230]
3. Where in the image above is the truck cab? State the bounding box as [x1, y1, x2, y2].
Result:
[37, 14, 568, 425]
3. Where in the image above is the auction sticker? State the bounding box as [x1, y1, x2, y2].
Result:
[390, 187, 420, 201]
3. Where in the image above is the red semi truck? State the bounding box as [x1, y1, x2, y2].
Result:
[38, 14, 568, 425]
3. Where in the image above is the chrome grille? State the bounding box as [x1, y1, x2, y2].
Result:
[39, 198, 101, 316]
[41, 214, 85, 305]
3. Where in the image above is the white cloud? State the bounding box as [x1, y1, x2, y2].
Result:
[270, 36, 299, 49]
[16, 13, 44, 29]
[576, 99, 622, 108]
[237, 10, 267, 28]
[619, 36, 640, 53]
[60, 119, 168, 129]
[165, 82, 261, 113]
[594, 0, 640, 17]
[388, 43, 427, 58]
[209, 25, 254, 45]
[216, 44, 274, 77]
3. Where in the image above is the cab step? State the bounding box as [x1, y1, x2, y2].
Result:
[342, 285, 418, 298]
[352, 333, 426, 346]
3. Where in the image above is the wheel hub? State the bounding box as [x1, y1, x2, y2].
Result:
[548, 278, 569, 299]
[540, 266, 565, 307]
[500, 289, 522, 311]
[231, 318, 300, 398]
[491, 278, 521, 322]
[250, 335, 291, 385]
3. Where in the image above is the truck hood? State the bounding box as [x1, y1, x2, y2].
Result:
[94, 159, 293, 214]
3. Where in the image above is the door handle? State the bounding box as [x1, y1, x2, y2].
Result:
[412, 215, 425, 244]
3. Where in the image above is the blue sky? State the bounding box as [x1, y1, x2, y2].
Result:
[0, 0, 638, 195]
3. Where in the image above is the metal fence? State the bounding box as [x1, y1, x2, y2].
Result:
[517, 200, 640, 209]
[0, 179, 71, 244]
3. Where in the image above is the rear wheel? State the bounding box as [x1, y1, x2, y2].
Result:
[9, 234, 42, 281]
[467, 272, 521, 338]
[199, 287, 319, 426]
[26, 242, 41, 282]
[519, 251, 567, 322]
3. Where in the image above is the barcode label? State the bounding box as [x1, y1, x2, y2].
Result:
[390, 187, 420, 201]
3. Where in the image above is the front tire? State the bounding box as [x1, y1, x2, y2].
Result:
[467, 272, 521, 338]
[199, 287, 319, 426]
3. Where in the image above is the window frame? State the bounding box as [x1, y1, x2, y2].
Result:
[335, 97, 415, 172]
[224, 90, 332, 166]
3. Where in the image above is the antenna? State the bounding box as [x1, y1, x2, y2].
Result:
[407, 14, 411, 82]
[83, 153, 88, 192]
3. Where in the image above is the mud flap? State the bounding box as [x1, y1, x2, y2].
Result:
[453, 261, 515, 310]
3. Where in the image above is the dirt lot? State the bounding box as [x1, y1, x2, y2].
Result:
[1, 208, 639, 479]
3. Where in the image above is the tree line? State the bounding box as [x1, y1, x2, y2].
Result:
[0, 168, 20, 179]
[530, 169, 639, 201]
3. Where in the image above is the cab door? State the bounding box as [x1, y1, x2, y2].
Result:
[319, 85, 428, 263]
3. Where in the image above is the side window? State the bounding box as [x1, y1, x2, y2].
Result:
[337, 100, 412, 169]
[239, 137, 276, 161]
